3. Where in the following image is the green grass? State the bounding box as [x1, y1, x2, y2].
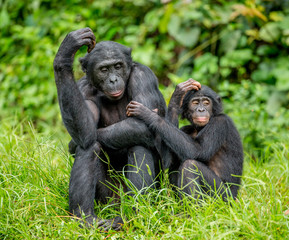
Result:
[0, 119, 289, 239]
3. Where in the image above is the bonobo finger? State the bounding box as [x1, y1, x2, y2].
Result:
[189, 78, 201, 89]
[79, 32, 96, 53]
[80, 32, 96, 40]
[82, 27, 93, 32]
[130, 101, 140, 105]
[81, 28, 96, 38]
[126, 103, 134, 110]
[152, 108, 158, 113]
[126, 101, 140, 110]
[126, 109, 136, 116]
[87, 40, 96, 53]
[190, 85, 200, 91]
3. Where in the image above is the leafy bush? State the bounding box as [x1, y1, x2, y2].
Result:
[1, 0, 288, 156]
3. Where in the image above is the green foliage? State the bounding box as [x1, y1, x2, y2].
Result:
[1, 1, 289, 237]
[1, 0, 289, 153]
[0, 120, 289, 239]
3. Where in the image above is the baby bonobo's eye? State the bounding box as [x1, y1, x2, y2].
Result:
[191, 100, 199, 105]
[203, 99, 210, 106]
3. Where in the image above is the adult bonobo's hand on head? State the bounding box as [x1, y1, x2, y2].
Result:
[55, 28, 95, 60]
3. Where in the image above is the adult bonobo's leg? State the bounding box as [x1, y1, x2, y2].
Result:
[69, 142, 124, 230]
[126, 146, 158, 191]
[69, 143, 104, 222]
[178, 160, 229, 200]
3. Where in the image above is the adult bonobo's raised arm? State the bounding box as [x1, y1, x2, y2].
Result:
[127, 79, 243, 200]
[54, 28, 97, 149]
[53, 28, 166, 230]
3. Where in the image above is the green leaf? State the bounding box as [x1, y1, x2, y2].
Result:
[167, 14, 200, 47]
[219, 29, 241, 54]
[0, 9, 10, 28]
[259, 22, 281, 43]
[272, 68, 289, 91]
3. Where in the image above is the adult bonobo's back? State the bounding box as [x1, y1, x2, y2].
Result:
[53, 28, 166, 230]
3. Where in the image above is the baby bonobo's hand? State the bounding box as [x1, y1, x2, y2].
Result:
[127, 101, 159, 124]
[175, 78, 201, 94]
[170, 78, 201, 108]
[126, 101, 148, 118]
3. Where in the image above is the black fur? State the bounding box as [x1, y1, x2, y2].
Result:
[126, 85, 243, 200]
[53, 28, 166, 230]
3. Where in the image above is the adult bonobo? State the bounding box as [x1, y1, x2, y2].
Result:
[53, 28, 166, 230]
[127, 79, 243, 200]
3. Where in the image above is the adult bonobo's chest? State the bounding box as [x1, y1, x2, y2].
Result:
[98, 93, 130, 127]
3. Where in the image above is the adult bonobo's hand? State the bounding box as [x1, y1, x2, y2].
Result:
[171, 78, 201, 108]
[55, 28, 96, 60]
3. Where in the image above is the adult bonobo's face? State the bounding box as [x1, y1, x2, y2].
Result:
[93, 58, 127, 100]
[80, 41, 132, 101]
[189, 96, 213, 127]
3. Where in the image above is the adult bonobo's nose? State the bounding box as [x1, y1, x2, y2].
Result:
[109, 74, 118, 83]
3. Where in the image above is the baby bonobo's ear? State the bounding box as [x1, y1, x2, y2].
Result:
[79, 56, 88, 73]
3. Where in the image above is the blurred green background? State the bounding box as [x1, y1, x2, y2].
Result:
[1, 0, 289, 158]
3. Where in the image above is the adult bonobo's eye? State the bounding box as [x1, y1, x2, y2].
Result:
[100, 67, 108, 73]
[114, 63, 122, 70]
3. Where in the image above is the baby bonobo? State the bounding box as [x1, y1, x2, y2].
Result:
[126, 79, 243, 200]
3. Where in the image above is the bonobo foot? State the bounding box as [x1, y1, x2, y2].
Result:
[78, 215, 124, 231]
[97, 216, 124, 231]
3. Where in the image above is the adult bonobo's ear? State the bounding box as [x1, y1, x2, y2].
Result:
[127, 47, 132, 56]
[217, 96, 222, 104]
[79, 56, 88, 73]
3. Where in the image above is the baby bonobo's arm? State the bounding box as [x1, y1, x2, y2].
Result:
[167, 78, 201, 126]
[126, 101, 199, 161]
[126, 78, 202, 161]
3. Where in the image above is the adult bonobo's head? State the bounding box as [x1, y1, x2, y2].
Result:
[181, 85, 223, 127]
[80, 41, 133, 100]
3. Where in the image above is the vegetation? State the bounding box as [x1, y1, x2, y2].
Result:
[1, 0, 289, 238]
[1, 119, 288, 239]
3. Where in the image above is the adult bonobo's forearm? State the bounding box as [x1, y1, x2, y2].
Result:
[97, 118, 155, 150]
[54, 28, 97, 149]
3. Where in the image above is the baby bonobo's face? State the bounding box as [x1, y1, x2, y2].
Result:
[189, 96, 213, 127]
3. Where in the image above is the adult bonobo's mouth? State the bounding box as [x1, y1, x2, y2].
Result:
[105, 89, 124, 99]
[110, 90, 123, 97]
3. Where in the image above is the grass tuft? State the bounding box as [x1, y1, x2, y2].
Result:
[0, 119, 288, 239]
